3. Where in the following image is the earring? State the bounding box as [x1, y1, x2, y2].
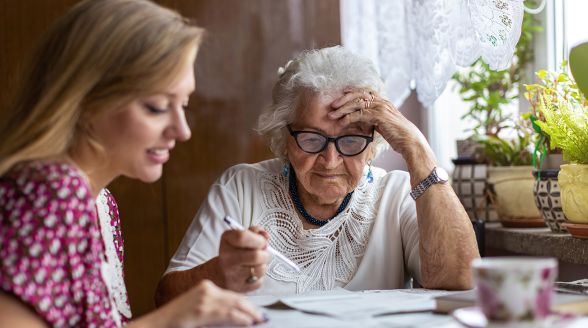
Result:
[283, 163, 288, 177]
[367, 161, 373, 183]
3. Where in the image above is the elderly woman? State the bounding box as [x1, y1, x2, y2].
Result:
[155, 46, 479, 303]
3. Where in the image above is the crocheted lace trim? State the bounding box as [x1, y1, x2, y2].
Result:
[96, 190, 132, 321]
[341, 0, 525, 108]
[254, 172, 384, 293]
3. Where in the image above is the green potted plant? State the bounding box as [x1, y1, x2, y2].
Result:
[473, 117, 543, 227]
[524, 61, 574, 170]
[451, 6, 543, 226]
[523, 61, 580, 232]
[453, 2, 541, 158]
[531, 42, 588, 238]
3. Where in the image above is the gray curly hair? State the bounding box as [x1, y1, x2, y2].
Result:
[256, 46, 390, 163]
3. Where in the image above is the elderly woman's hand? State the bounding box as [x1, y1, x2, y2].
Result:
[329, 89, 438, 186]
[329, 89, 425, 157]
[218, 227, 271, 293]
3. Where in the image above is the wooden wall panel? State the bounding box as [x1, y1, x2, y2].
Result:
[0, 0, 82, 112]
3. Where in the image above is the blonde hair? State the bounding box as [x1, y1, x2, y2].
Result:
[256, 46, 390, 163]
[0, 0, 204, 177]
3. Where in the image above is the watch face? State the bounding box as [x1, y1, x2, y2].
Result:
[434, 167, 449, 182]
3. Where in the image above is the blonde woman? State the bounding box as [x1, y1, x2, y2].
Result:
[0, 0, 265, 327]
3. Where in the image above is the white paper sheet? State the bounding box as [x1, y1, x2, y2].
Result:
[225, 289, 448, 328]
[215, 309, 462, 328]
[247, 287, 353, 307]
[235, 289, 588, 328]
[246, 308, 367, 328]
[370, 312, 461, 328]
[278, 290, 436, 320]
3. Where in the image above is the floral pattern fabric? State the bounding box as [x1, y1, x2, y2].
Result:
[0, 161, 125, 327]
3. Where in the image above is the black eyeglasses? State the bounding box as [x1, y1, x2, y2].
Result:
[287, 125, 374, 156]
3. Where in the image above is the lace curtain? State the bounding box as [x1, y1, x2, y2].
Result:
[341, 0, 525, 108]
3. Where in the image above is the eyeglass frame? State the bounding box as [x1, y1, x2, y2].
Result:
[286, 124, 375, 157]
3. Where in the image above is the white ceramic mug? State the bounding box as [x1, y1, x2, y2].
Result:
[471, 257, 558, 324]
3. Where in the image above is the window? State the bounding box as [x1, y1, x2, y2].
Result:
[429, 0, 588, 174]
[566, 0, 588, 61]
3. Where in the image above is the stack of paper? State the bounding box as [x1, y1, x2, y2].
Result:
[230, 288, 442, 328]
[276, 289, 436, 320]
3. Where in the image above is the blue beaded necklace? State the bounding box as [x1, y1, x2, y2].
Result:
[289, 165, 353, 227]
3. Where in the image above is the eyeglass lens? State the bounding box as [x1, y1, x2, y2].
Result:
[296, 133, 368, 155]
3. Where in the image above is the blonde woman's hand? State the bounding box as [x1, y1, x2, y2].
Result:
[159, 280, 267, 328]
[218, 226, 271, 293]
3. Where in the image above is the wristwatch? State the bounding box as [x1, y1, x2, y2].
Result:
[409, 167, 449, 200]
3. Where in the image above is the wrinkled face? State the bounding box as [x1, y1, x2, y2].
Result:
[285, 94, 374, 205]
[91, 62, 194, 183]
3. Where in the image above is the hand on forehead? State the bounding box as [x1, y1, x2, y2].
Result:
[342, 86, 366, 94]
[292, 92, 372, 135]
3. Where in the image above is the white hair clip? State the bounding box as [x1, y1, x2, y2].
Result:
[277, 60, 294, 77]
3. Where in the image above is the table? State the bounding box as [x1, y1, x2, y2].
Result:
[216, 289, 588, 327]
[244, 289, 461, 328]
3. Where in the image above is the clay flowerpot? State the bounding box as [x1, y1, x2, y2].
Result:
[487, 166, 542, 221]
[558, 164, 588, 224]
[532, 170, 570, 233]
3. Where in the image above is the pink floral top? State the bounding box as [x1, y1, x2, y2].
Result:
[0, 161, 129, 327]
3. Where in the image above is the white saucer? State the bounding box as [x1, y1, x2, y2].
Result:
[452, 307, 571, 328]
[452, 307, 486, 328]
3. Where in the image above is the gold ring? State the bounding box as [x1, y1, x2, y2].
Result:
[247, 267, 258, 284]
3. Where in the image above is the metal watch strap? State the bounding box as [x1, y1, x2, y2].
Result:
[409, 173, 436, 200]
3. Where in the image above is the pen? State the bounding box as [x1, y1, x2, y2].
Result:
[222, 215, 301, 273]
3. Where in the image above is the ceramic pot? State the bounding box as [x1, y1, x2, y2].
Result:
[559, 164, 588, 224]
[532, 170, 570, 233]
[452, 159, 498, 221]
[487, 166, 541, 219]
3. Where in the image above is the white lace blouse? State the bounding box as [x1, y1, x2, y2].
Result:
[165, 159, 422, 295]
